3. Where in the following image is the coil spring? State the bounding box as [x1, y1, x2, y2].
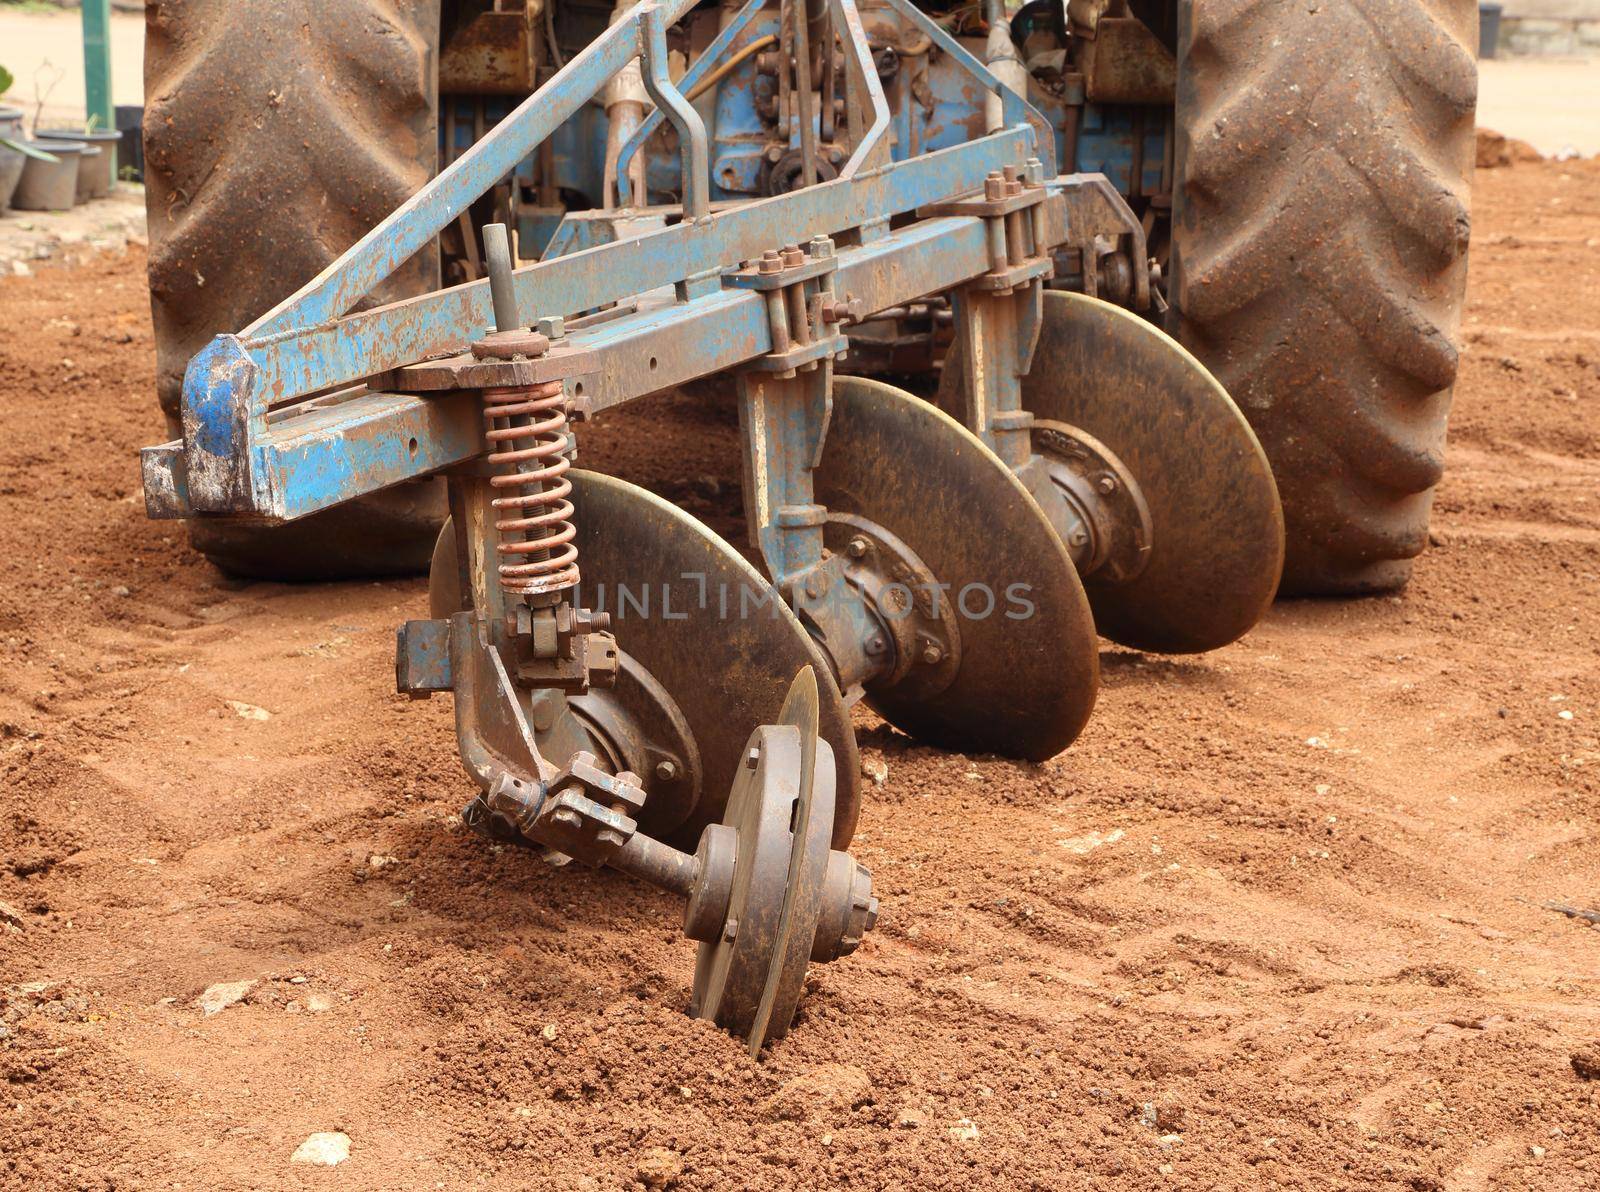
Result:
[483, 379, 579, 597]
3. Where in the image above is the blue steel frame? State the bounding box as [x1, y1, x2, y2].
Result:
[140, 0, 1062, 528]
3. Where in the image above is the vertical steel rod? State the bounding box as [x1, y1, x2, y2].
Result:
[483, 223, 523, 331]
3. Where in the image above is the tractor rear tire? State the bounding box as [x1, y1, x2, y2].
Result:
[1172, 0, 1478, 595]
[143, 0, 447, 580]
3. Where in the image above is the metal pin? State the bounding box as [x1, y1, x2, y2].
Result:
[483, 222, 521, 332]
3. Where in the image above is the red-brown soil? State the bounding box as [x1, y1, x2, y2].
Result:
[2, 158, 1598, 1190]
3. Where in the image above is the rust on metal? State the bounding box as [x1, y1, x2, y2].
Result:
[439, 2, 542, 96]
[1079, 16, 1175, 105]
[1022, 291, 1284, 654]
[689, 667, 876, 1056]
[816, 377, 1099, 761]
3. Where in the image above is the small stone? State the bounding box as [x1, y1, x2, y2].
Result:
[541, 1023, 558, 1041]
[304, 994, 333, 1013]
[1152, 1096, 1186, 1131]
[948, 1118, 980, 1143]
[367, 854, 398, 870]
[1158, 1163, 1174, 1175]
[636, 1146, 683, 1188]
[0, 900, 24, 931]
[861, 755, 888, 786]
[1059, 829, 1124, 855]
[1156, 1133, 1183, 1149]
[1570, 1044, 1600, 1081]
[110, 585, 130, 597]
[897, 1106, 924, 1129]
[1531, 1145, 1546, 1159]
[226, 700, 271, 721]
[10, 261, 31, 278]
[195, 979, 257, 1016]
[1558, 710, 1574, 721]
[290, 1132, 350, 1167]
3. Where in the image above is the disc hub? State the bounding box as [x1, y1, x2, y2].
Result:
[1026, 420, 1153, 584]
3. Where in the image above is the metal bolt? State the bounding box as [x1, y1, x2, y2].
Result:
[984, 171, 1005, 202]
[551, 808, 582, 829]
[764, 144, 785, 163]
[1068, 528, 1089, 548]
[846, 535, 870, 559]
[921, 642, 944, 665]
[805, 572, 826, 599]
[1097, 475, 1118, 495]
[1024, 156, 1045, 186]
[781, 244, 806, 269]
[866, 636, 887, 657]
[759, 249, 784, 275]
[534, 315, 565, 340]
[722, 918, 739, 942]
[808, 235, 835, 260]
[746, 745, 761, 770]
[655, 759, 679, 783]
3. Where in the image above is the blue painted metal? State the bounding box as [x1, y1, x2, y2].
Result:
[638, 4, 711, 221]
[875, 0, 1053, 177]
[142, 200, 1065, 523]
[830, 0, 893, 176]
[617, 0, 770, 206]
[244, 128, 1038, 404]
[143, 0, 1103, 528]
[248, 0, 701, 340]
[396, 619, 453, 695]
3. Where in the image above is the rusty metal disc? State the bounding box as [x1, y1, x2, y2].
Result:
[427, 472, 860, 849]
[690, 667, 836, 1056]
[1022, 291, 1285, 654]
[818, 377, 1098, 762]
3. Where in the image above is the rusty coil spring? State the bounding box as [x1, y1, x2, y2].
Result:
[483, 379, 579, 597]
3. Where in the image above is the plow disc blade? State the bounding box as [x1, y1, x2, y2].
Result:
[429, 471, 861, 849]
[818, 377, 1098, 762]
[1024, 291, 1284, 654]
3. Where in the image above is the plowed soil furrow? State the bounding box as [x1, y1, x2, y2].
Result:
[1, 159, 1598, 1190]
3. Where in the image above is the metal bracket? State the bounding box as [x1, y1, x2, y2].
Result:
[1052, 172, 1151, 309]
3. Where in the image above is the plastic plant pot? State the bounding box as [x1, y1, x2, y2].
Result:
[115, 105, 144, 182]
[37, 128, 121, 197]
[0, 141, 24, 213]
[0, 104, 24, 140]
[12, 141, 82, 212]
[67, 144, 103, 204]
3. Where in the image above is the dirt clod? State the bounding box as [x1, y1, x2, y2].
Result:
[635, 1147, 683, 1188]
[1571, 1046, 1600, 1082]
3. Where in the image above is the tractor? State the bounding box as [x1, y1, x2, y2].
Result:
[138, 0, 1476, 1048]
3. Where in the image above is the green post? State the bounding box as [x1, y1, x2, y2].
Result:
[82, 0, 114, 132]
